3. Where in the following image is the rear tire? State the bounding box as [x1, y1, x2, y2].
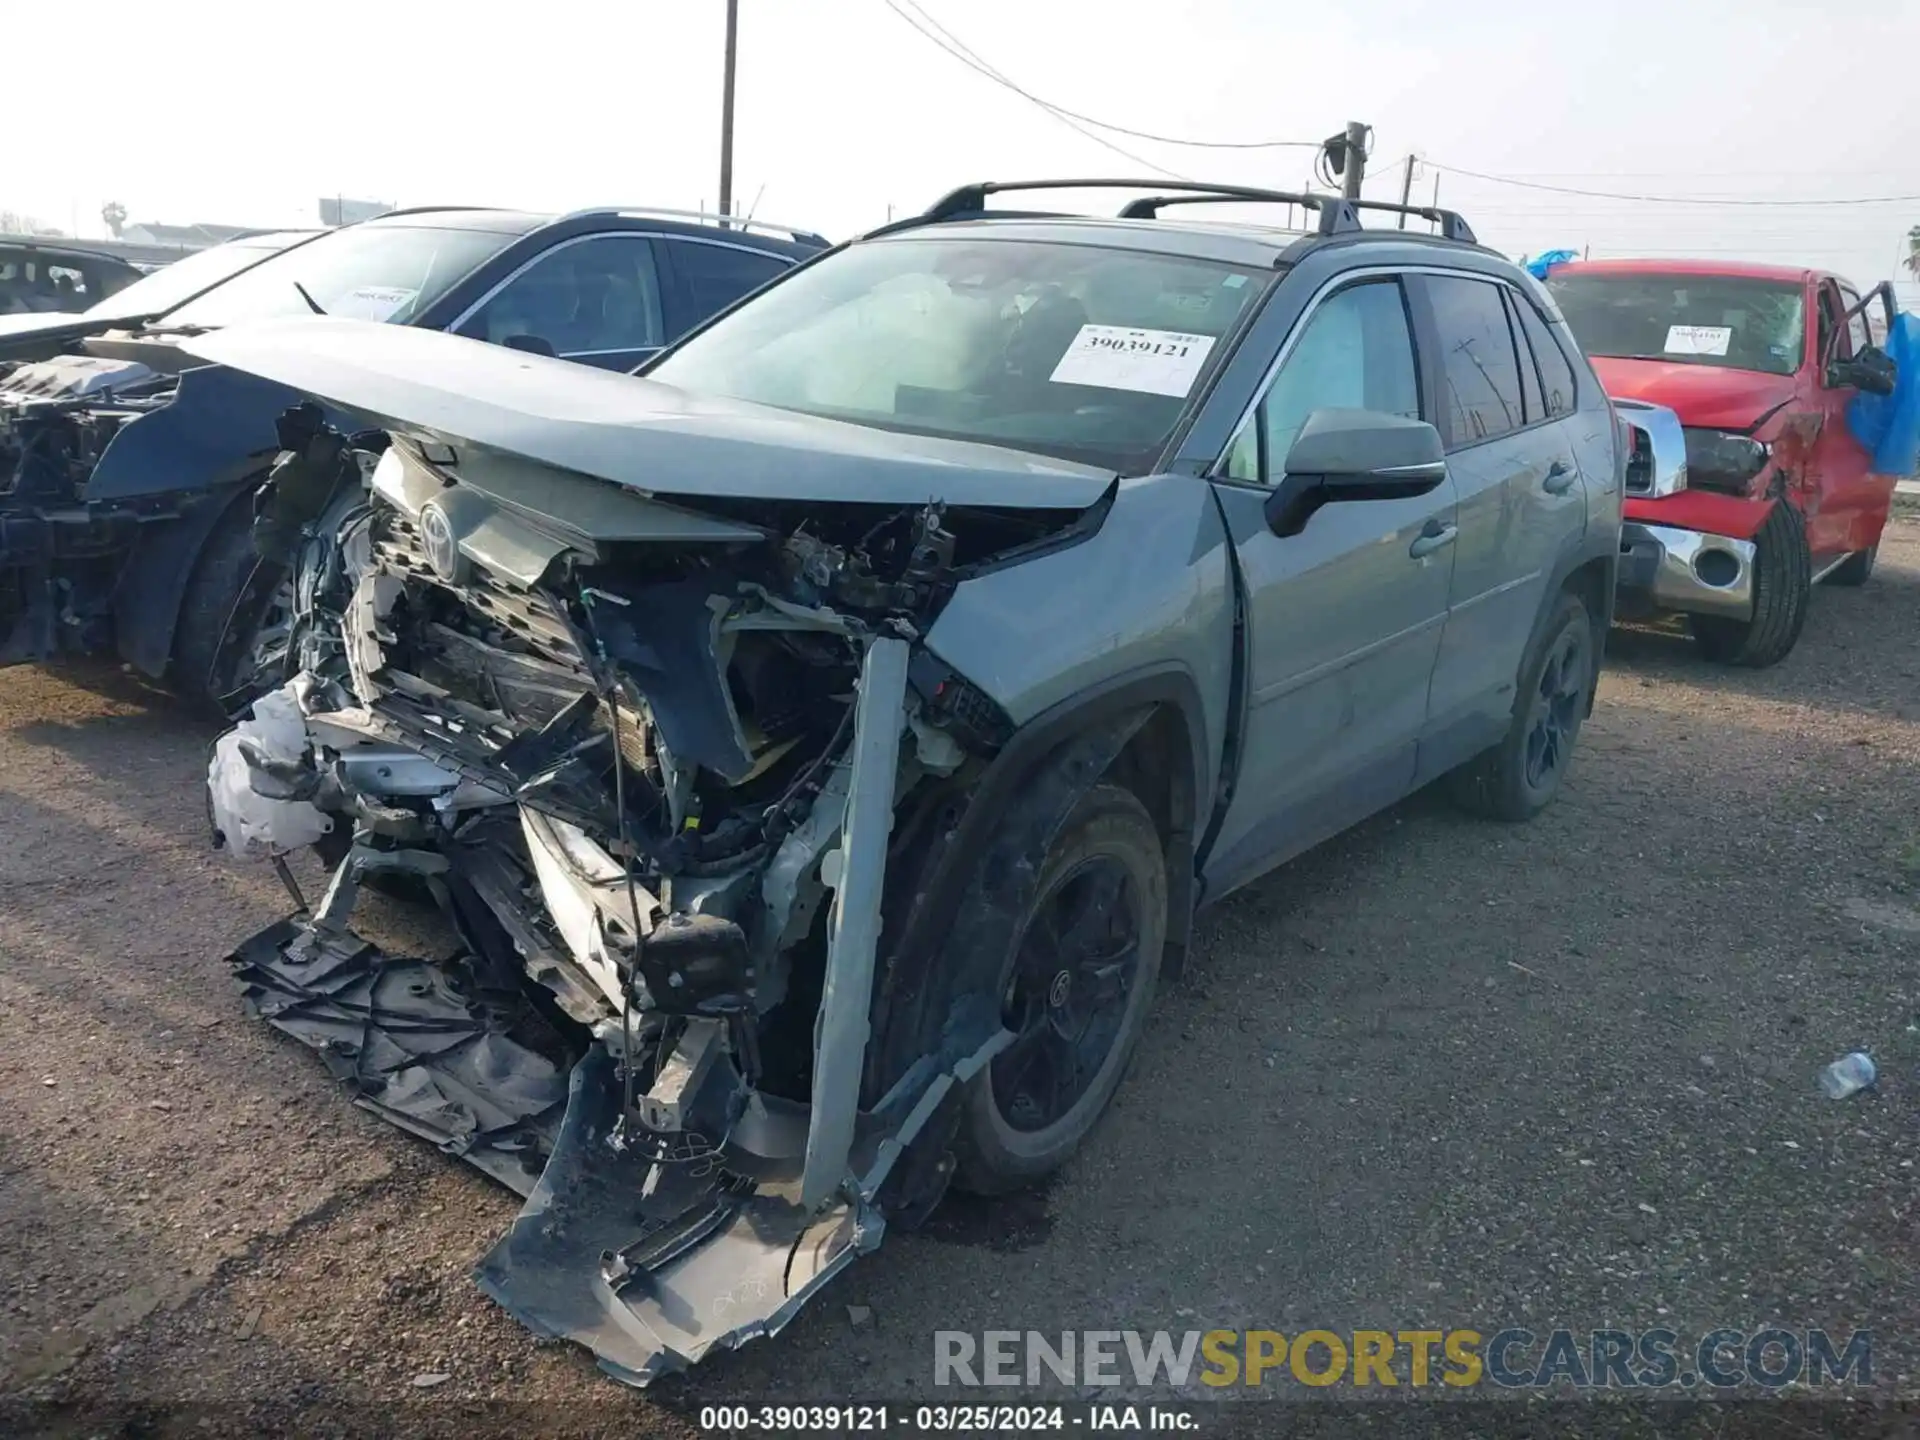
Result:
[1827, 544, 1876, 587]
[1446, 591, 1594, 823]
[1687, 500, 1810, 667]
[952, 783, 1166, 1196]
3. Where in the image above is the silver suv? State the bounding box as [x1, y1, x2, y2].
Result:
[196, 180, 1623, 1386]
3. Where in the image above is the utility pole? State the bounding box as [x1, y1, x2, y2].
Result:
[1341, 121, 1368, 200]
[1397, 154, 1415, 228]
[718, 0, 739, 224]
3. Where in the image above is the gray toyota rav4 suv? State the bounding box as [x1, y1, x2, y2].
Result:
[192, 180, 1624, 1385]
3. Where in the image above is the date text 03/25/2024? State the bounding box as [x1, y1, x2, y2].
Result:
[698, 1404, 1196, 1432]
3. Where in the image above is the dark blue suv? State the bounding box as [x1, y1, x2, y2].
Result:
[0, 205, 826, 705]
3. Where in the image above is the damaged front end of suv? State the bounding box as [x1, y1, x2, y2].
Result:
[196, 320, 1141, 1386]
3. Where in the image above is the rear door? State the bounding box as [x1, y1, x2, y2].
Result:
[655, 237, 794, 341]
[1202, 275, 1458, 892]
[1414, 272, 1580, 771]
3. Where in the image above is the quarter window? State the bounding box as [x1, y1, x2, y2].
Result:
[458, 234, 664, 354]
[1424, 274, 1527, 447]
[1224, 279, 1420, 483]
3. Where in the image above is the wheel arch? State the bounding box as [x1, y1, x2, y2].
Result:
[863, 664, 1206, 1106]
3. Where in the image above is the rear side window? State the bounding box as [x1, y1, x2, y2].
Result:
[1511, 292, 1579, 418]
[1424, 275, 1527, 446]
[1502, 290, 1543, 423]
[665, 240, 789, 336]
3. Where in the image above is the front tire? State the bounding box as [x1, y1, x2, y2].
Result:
[1687, 500, 1811, 667]
[169, 494, 290, 713]
[1447, 590, 1595, 823]
[953, 783, 1166, 1196]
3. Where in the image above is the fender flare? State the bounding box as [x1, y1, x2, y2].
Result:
[113, 479, 264, 678]
[863, 664, 1209, 1104]
[1542, 523, 1621, 714]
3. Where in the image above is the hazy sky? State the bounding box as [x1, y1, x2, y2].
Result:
[11, 0, 1919, 298]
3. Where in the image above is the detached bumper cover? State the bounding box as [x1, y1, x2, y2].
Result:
[1616, 521, 1756, 621]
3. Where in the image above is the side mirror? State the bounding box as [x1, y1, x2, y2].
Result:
[1825, 346, 1896, 397]
[1264, 408, 1448, 538]
[503, 333, 557, 358]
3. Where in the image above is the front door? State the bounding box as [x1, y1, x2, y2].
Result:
[1807, 278, 1893, 559]
[1202, 276, 1457, 896]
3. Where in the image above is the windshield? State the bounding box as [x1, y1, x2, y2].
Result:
[161, 223, 509, 330]
[82, 238, 302, 321]
[1547, 271, 1806, 377]
[647, 235, 1269, 471]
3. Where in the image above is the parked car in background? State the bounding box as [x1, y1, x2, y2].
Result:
[0, 205, 827, 707]
[193, 179, 1621, 1386]
[1548, 258, 1900, 666]
[0, 235, 149, 315]
[0, 230, 321, 362]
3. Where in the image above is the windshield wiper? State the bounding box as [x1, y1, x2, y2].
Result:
[292, 282, 327, 316]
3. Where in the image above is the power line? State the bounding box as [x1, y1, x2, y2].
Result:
[1426, 158, 1920, 207]
[883, 0, 1322, 154]
[882, 0, 1188, 178]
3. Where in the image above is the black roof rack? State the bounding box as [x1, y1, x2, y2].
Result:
[914, 179, 1476, 246]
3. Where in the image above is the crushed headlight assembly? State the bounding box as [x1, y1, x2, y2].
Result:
[1682, 428, 1770, 494]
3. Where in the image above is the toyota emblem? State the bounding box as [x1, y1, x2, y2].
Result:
[419, 501, 466, 583]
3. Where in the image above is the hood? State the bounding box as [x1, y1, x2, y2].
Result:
[1589, 356, 1799, 433]
[182, 317, 1117, 512]
[0, 310, 124, 363]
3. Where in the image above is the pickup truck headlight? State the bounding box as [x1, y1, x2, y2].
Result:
[1682, 429, 1769, 494]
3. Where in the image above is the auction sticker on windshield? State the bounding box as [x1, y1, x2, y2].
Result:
[1665, 324, 1733, 357]
[1050, 324, 1217, 397]
[333, 286, 418, 322]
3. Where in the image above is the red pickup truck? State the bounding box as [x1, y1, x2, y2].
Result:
[1546, 259, 1899, 666]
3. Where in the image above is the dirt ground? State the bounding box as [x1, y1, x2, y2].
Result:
[3, 517, 1920, 1437]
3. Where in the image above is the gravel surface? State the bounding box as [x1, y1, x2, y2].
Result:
[2, 518, 1918, 1436]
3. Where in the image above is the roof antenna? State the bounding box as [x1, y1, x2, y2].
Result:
[744, 183, 766, 224]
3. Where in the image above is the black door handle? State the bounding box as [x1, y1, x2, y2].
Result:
[1544, 460, 1576, 496]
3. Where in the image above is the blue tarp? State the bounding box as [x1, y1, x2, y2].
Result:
[1521, 249, 1581, 280]
[1847, 312, 1920, 477]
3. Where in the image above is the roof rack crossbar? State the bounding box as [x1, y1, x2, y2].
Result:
[915, 179, 1475, 245]
[555, 204, 828, 246]
[1315, 196, 1476, 245]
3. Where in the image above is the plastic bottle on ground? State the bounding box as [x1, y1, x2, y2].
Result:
[1818, 1053, 1877, 1099]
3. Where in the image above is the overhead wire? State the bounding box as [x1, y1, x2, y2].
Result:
[883, 0, 1324, 154]
[881, 0, 1189, 179]
[1422, 158, 1920, 207]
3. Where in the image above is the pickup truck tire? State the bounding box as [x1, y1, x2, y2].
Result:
[1445, 590, 1594, 823]
[954, 782, 1165, 1196]
[1827, 544, 1876, 587]
[1687, 499, 1810, 667]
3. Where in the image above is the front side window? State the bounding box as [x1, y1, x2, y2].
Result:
[1839, 285, 1870, 356]
[162, 223, 509, 329]
[1547, 271, 1806, 378]
[647, 235, 1269, 472]
[1223, 279, 1420, 483]
[457, 234, 664, 354]
[1425, 275, 1526, 447]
